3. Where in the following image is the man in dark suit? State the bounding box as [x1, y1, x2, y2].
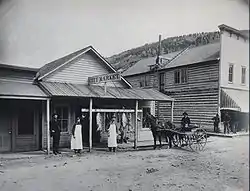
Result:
[50, 113, 61, 155]
[223, 112, 231, 134]
[181, 112, 191, 131]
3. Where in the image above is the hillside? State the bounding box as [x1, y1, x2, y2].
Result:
[107, 31, 220, 72]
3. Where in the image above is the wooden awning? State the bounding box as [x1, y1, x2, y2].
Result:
[39, 81, 174, 102]
[0, 80, 48, 100]
[221, 88, 249, 113]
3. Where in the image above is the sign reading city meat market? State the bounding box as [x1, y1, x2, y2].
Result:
[88, 72, 121, 85]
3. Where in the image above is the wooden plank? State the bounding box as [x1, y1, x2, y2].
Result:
[89, 98, 93, 152]
[134, 100, 138, 149]
[46, 99, 50, 154]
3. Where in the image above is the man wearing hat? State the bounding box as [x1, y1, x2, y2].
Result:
[50, 113, 61, 155]
[181, 112, 191, 131]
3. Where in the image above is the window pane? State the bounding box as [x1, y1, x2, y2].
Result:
[174, 70, 180, 84]
[228, 65, 233, 82]
[242, 67, 246, 84]
[181, 69, 187, 83]
[145, 75, 150, 86]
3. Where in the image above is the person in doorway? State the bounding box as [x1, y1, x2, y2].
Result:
[223, 112, 231, 134]
[71, 117, 83, 154]
[50, 113, 61, 155]
[212, 113, 220, 133]
[107, 115, 118, 152]
[181, 112, 191, 131]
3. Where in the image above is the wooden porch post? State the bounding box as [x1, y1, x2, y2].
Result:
[46, 99, 50, 155]
[89, 98, 93, 152]
[171, 101, 174, 123]
[134, 100, 138, 149]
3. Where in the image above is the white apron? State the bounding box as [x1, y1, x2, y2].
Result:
[108, 123, 117, 147]
[71, 124, 83, 150]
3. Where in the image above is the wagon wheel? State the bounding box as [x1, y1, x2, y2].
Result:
[172, 134, 181, 147]
[189, 128, 207, 151]
[188, 134, 199, 151]
[195, 128, 207, 151]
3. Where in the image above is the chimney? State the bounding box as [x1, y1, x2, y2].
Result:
[158, 34, 162, 57]
[156, 34, 162, 65]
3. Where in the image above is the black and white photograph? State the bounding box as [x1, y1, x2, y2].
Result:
[0, 0, 249, 190]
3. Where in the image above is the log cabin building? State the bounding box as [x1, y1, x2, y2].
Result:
[123, 24, 249, 132]
[0, 46, 173, 153]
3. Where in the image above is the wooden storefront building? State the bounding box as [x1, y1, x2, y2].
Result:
[0, 46, 174, 153]
[123, 24, 249, 131]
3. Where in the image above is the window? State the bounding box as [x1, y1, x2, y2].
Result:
[55, 106, 69, 132]
[139, 76, 145, 87]
[241, 66, 246, 84]
[142, 107, 151, 128]
[145, 75, 150, 87]
[174, 68, 188, 84]
[140, 75, 150, 87]
[159, 73, 165, 92]
[174, 70, 180, 84]
[181, 68, 188, 83]
[228, 64, 234, 83]
[18, 107, 34, 135]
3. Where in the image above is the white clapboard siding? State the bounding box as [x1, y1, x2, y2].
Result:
[44, 51, 126, 87]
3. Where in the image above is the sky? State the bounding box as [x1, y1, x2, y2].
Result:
[0, 0, 249, 68]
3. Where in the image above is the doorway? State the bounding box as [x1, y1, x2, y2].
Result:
[0, 110, 12, 152]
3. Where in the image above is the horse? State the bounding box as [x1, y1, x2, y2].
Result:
[144, 113, 175, 149]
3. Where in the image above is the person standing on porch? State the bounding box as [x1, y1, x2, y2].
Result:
[107, 115, 118, 152]
[50, 113, 61, 155]
[212, 113, 220, 133]
[71, 117, 83, 154]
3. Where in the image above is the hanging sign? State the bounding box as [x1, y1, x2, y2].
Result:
[88, 72, 121, 85]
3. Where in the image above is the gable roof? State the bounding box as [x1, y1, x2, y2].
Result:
[35, 46, 132, 88]
[162, 42, 220, 69]
[123, 42, 220, 77]
[218, 24, 249, 39]
[122, 51, 180, 77]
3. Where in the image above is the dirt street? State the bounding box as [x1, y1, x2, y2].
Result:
[0, 136, 249, 191]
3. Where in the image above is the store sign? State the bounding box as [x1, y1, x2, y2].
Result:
[88, 72, 121, 85]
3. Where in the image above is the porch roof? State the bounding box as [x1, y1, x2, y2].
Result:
[221, 88, 249, 113]
[0, 80, 48, 98]
[39, 81, 174, 101]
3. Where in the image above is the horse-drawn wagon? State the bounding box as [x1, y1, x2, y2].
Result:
[144, 114, 208, 152]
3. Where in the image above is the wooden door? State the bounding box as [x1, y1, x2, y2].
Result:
[0, 111, 12, 152]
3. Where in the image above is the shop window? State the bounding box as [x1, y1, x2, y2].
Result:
[55, 106, 69, 132]
[241, 66, 246, 84]
[228, 64, 234, 83]
[159, 73, 165, 92]
[174, 68, 187, 84]
[18, 108, 34, 135]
